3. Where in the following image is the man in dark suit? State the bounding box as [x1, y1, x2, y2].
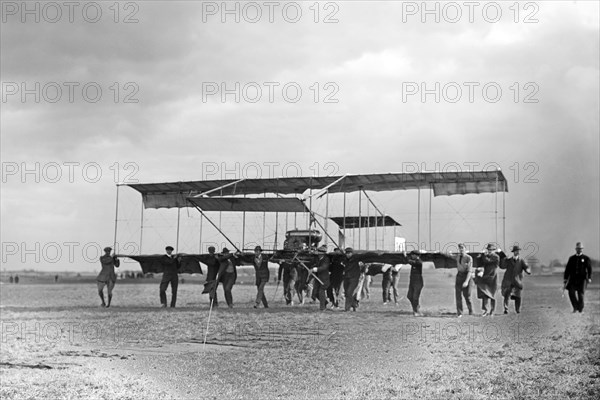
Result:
[342, 247, 363, 311]
[311, 245, 330, 311]
[406, 250, 424, 316]
[327, 248, 345, 308]
[204, 246, 220, 307]
[216, 248, 238, 308]
[252, 246, 270, 309]
[564, 242, 592, 313]
[159, 246, 180, 308]
[500, 245, 531, 314]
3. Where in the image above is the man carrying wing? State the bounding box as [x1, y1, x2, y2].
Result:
[159, 246, 181, 308]
[97, 246, 120, 308]
[455, 243, 473, 317]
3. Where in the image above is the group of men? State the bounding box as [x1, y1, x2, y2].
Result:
[453, 242, 530, 318]
[96, 242, 592, 315]
[453, 241, 592, 317]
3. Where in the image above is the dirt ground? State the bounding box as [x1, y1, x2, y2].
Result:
[1, 270, 598, 399]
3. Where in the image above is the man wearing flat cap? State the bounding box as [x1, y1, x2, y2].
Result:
[252, 246, 270, 309]
[500, 245, 531, 314]
[455, 243, 473, 317]
[97, 246, 120, 307]
[564, 242, 592, 313]
[159, 246, 181, 308]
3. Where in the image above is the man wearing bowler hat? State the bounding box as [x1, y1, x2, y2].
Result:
[159, 246, 181, 308]
[474, 243, 500, 317]
[97, 246, 120, 307]
[564, 242, 592, 313]
[500, 245, 531, 314]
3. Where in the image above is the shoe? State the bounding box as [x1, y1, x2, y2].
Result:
[457, 314, 462, 318]
[413, 312, 420, 317]
[383, 302, 389, 305]
[161, 304, 167, 308]
[468, 310, 473, 315]
[572, 309, 577, 313]
[100, 303, 106, 308]
[481, 311, 488, 317]
[504, 310, 508, 314]
[515, 310, 520, 314]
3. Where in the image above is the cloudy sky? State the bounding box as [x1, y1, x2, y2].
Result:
[1, 1, 598, 272]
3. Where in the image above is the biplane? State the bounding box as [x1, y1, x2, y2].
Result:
[114, 171, 509, 284]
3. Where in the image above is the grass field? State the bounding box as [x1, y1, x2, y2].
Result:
[1, 270, 598, 399]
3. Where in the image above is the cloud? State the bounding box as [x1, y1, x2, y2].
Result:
[1, 1, 598, 270]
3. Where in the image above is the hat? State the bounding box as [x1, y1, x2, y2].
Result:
[222, 248, 230, 254]
[254, 246, 262, 252]
[317, 245, 327, 253]
[104, 246, 112, 252]
[165, 246, 174, 251]
[344, 247, 354, 252]
[576, 242, 584, 249]
[486, 243, 496, 251]
[511, 245, 521, 252]
[208, 246, 215, 252]
[408, 250, 421, 256]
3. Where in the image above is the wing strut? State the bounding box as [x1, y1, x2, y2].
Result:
[189, 203, 241, 252]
